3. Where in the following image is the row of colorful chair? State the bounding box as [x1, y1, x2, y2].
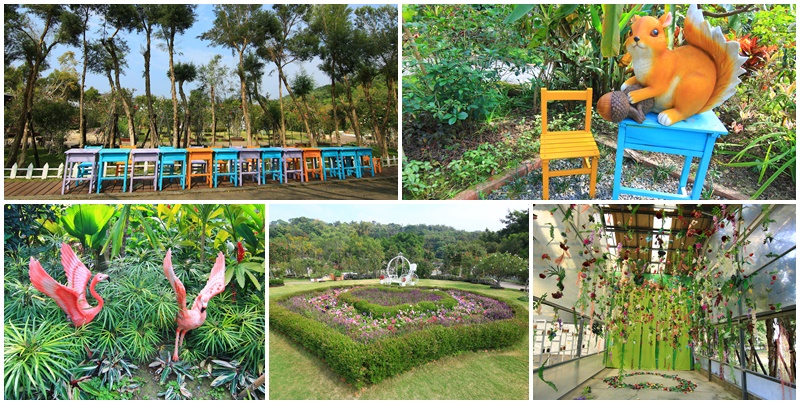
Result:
[61, 146, 377, 194]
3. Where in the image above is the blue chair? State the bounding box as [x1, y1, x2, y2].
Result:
[158, 147, 187, 190]
[339, 148, 359, 178]
[96, 148, 132, 193]
[212, 148, 239, 187]
[261, 148, 283, 184]
[355, 147, 375, 177]
[319, 147, 344, 180]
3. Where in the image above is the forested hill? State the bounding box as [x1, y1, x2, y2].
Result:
[269, 210, 529, 281]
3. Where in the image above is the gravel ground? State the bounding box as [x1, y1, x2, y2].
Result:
[487, 143, 720, 200]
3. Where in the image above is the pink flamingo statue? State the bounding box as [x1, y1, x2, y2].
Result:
[29, 243, 109, 327]
[163, 249, 227, 361]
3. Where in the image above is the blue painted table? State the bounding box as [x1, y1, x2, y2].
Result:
[612, 111, 728, 200]
[96, 148, 132, 193]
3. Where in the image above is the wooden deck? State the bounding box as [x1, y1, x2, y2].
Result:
[4, 166, 398, 200]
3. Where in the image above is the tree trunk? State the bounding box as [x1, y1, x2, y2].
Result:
[179, 82, 190, 147]
[27, 112, 41, 167]
[210, 85, 217, 147]
[168, 40, 179, 147]
[361, 79, 382, 152]
[767, 318, 776, 377]
[237, 49, 252, 146]
[331, 75, 341, 146]
[105, 37, 136, 146]
[79, 18, 89, 148]
[143, 26, 159, 147]
[6, 65, 38, 168]
[276, 62, 314, 146]
[278, 77, 286, 146]
[341, 74, 362, 146]
[379, 76, 396, 157]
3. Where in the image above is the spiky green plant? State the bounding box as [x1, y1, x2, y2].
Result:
[4, 321, 80, 399]
[4, 280, 50, 324]
[118, 321, 160, 363]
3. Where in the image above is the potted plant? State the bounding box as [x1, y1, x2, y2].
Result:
[334, 270, 342, 281]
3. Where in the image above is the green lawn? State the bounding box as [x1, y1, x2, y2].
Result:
[269, 279, 529, 400]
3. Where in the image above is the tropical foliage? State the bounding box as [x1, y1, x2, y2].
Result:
[3, 204, 265, 399]
[403, 4, 796, 199]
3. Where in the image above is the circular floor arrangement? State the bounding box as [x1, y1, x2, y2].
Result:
[602, 371, 698, 393]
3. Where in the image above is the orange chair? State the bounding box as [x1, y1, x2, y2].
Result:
[300, 148, 323, 181]
[540, 88, 599, 199]
[186, 148, 213, 189]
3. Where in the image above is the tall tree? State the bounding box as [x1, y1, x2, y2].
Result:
[86, 40, 120, 147]
[69, 5, 100, 148]
[201, 5, 274, 146]
[100, 5, 139, 146]
[172, 62, 198, 148]
[261, 4, 316, 146]
[157, 5, 196, 147]
[355, 5, 398, 157]
[5, 5, 82, 168]
[133, 5, 163, 147]
[291, 68, 316, 136]
[310, 5, 351, 146]
[198, 54, 229, 147]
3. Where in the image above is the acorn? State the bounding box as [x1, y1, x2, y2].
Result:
[597, 83, 655, 124]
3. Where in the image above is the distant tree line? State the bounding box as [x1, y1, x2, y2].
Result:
[268, 210, 529, 283]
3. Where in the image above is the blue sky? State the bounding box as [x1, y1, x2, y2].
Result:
[36, 4, 388, 101]
[269, 202, 530, 232]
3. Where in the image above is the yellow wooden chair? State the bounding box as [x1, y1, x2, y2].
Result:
[540, 88, 600, 199]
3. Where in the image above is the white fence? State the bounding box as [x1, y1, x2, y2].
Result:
[4, 156, 399, 180]
[5, 163, 64, 179]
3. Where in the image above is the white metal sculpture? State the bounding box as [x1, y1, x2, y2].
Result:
[380, 253, 418, 287]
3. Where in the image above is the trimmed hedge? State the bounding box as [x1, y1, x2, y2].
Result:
[270, 285, 527, 387]
[269, 278, 285, 287]
[337, 286, 457, 318]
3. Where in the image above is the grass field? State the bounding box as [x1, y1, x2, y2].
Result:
[269, 279, 530, 400]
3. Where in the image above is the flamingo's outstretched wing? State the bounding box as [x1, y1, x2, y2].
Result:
[29, 257, 85, 324]
[61, 243, 91, 298]
[163, 249, 188, 311]
[193, 252, 227, 310]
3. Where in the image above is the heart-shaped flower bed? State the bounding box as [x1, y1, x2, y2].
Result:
[603, 371, 697, 393]
[271, 286, 526, 387]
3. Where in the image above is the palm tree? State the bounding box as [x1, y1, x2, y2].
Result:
[157, 5, 197, 147]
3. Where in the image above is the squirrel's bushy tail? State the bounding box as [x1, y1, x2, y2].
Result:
[684, 4, 748, 112]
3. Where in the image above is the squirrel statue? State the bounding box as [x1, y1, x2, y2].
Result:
[621, 4, 747, 126]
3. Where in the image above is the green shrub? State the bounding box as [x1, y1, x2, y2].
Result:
[269, 278, 285, 287]
[270, 286, 527, 387]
